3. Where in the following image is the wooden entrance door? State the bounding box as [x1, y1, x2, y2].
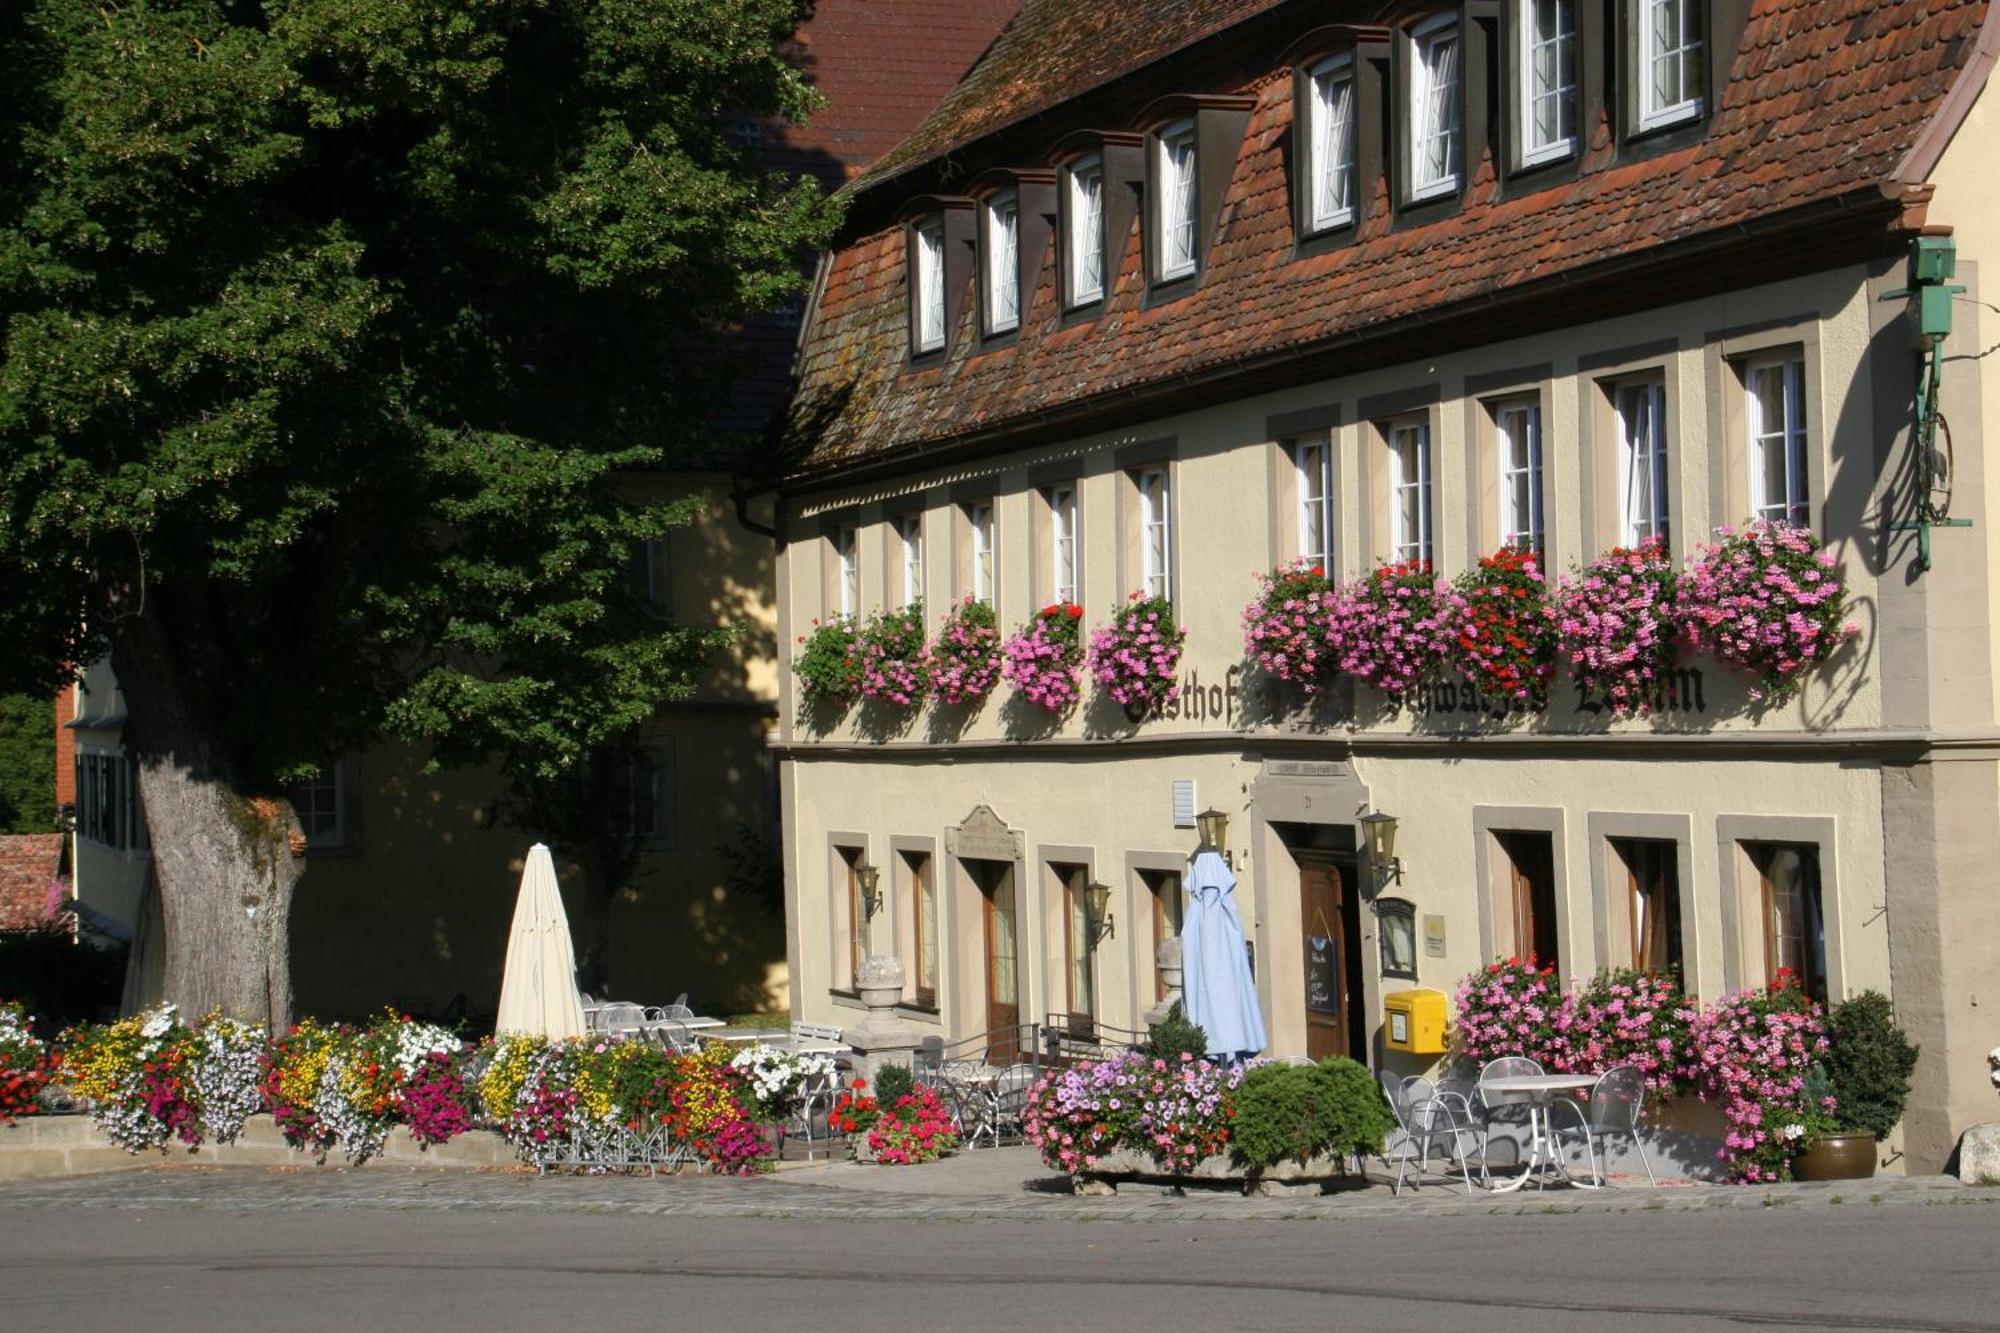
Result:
[973, 859, 1020, 1061]
[1299, 854, 1363, 1061]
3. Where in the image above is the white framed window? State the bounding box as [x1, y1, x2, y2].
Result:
[290, 760, 348, 852]
[1408, 14, 1463, 202]
[1388, 422, 1433, 564]
[1308, 55, 1358, 231]
[834, 523, 859, 616]
[1156, 119, 1198, 281]
[1747, 357, 1809, 528]
[630, 535, 672, 616]
[1066, 154, 1106, 306]
[1138, 467, 1173, 600]
[1049, 484, 1079, 605]
[1616, 380, 1671, 546]
[984, 188, 1019, 334]
[1496, 400, 1545, 556]
[1521, 0, 1578, 165]
[969, 501, 996, 602]
[1640, 0, 1705, 129]
[1294, 439, 1334, 568]
[897, 514, 924, 606]
[623, 743, 675, 849]
[913, 216, 946, 352]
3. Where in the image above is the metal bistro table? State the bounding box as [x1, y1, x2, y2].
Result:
[1478, 1073, 1600, 1192]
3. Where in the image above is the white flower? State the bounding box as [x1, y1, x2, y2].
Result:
[139, 1004, 179, 1040]
[390, 1021, 463, 1078]
[1780, 1122, 1807, 1141]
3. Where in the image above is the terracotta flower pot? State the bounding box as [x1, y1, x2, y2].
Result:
[1793, 1131, 1877, 1180]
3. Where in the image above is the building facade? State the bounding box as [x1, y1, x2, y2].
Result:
[775, 0, 2000, 1171]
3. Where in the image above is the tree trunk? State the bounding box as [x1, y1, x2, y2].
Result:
[111, 608, 301, 1029]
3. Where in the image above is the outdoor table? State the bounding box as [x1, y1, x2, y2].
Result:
[705, 1028, 792, 1044]
[1477, 1073, 1600, 1192]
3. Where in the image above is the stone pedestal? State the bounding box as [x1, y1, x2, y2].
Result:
[845, 954, 918, 1081]
[1142, 936, 1184, 1028]
[1956, 1122, 2000, 1184]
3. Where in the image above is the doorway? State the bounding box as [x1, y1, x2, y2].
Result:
[967, 857, 1020, 1061]
[1297, 850, 1366, 1062]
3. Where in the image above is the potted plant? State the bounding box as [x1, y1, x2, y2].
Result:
[1087, 593, 1186, 714]
[1001, 603, 1085, 712]
[1792, 991, 1919, 1181]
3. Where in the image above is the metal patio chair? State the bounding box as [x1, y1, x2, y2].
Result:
[1473, 1056, 1544, 1184]
[1547, 1064, 1658, 1187]
[1378, 1072, 1478, 1195]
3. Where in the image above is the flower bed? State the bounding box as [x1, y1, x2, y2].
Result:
[867, 1083, 960, 1164]
[1002, 604, 1085, 712]
[0, 1003, 49, 1124]
[1676, 521, 1857, 703]
[1242, 561, 1339, 693]
[919, 598, 1002, 706]
[1088, 595, 1185, 712]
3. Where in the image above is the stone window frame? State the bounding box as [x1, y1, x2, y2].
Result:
[1700, 314, 1825, 536]
[948, 481, 1001, 615]
[1472, 805, 1573, 979]
[1714, 814, 1844, 1000]
[1463, 364, 1555, 563]
[1115, 437, 1181, 611]
[1038, 843, 1101, 1032]
[827, 834, 870, 998]
[1028, 457, 1086, 610]
[1576, 339, 1685, 559]
[1127, 849, 1188, 1014]
[889, 833, 942, 1015]
[886, 508, 926, 609]
[1585, 811, 1698, 988]
[1264, 403, 1345, 572]
[1355, 385, 1445, 568]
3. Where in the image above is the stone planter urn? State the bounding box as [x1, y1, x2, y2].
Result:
[856, 955, 905, 1013]
[1793, 1131, 1877, 1180]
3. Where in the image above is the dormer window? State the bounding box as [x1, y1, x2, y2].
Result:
[1155, 119, 1198, 282]
[1639, 0, 1705, 129]
[983, 188, 1020, 335]
[1065, 154, 1106, 307]
[912, 216, 946, 353]
[1306, 55, 1357, 232]
[1519, 0, 1578, 165]
[1407, 14, 1463, 202]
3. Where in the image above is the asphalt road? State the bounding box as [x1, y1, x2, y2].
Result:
[5, 1198, 2000, 1332]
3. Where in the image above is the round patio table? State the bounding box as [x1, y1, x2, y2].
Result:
[1477, 1073, 1600, 1193]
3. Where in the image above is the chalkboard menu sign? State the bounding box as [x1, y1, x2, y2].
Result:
[1306, 936, 1339, 1014]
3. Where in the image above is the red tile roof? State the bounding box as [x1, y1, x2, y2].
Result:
[0, 834, 61, 931]
[783, 0, 1992, 479]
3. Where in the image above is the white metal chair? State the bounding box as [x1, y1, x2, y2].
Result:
[1547, 1064, 1658, 1187]
[1377, 1071, 1478, 1194]
[595, 1002, 646, 1035]
[1473, 1056, 1544, 1184]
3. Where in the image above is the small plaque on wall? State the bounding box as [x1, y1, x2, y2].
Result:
[1423, 914, 1447, 958]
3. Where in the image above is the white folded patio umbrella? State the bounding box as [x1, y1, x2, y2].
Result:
[495, 843, 587, 1038]
[1180, 847, 1267, 1062]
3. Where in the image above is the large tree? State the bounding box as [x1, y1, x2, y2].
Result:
[0, 0, 838, 1025]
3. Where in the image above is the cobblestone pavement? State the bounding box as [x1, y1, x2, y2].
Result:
[1, 1147, 1994, 1224]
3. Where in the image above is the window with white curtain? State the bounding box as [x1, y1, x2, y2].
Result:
[984, 189, 1019, 334]
[969, 501, 996, 602]
[897, 514, 924, 607]
[1617, 381, 1671, 546]
[1496, 400, 1545, 556]
[1747, 357, 1809, 528]
[1640, 0, 1705, 129]
[1388, 422, 1434, 565]
[1295, 439, 1333, 568]
[834, 523, 859, 616]
[1521, 0, 1578, 164]
[1138, 467, 1173, 600]
[1067, 154, 1105, 306]
[1308, 55, 1357, 231]
[1049, 484, 1079, 604]
[913, 217, 945, 352]
[1409, 15, 1462, 201]
[1157, 120, 1198, 280]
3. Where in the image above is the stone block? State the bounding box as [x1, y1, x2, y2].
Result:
[1955, 1122, 2000, 1184]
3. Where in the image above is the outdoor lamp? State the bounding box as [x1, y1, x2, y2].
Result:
[1196, 807, 1230, 854]
[856, 863, 883, 920]
[1360, 810, 1402, 892]
[1083, 880, 1115, 948]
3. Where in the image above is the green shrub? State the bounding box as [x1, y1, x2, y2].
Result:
[1228, 1056, 1394, 1176]
[874, 1062, 915, 1107]
[1822, 991, 1919, 1140]
[1143, 1002, 1208, 1065]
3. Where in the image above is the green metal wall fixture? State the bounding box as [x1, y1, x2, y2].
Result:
[1885, 235, 1971, 573]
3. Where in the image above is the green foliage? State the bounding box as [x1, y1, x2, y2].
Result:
[0, 693, 56, 834]
[874, 1062, 915, 1107]
[1143, 1002, 1208, 1065]
[0, 0, 842, 793]
[1822, 991, 1919, 1139]
[1228, 1057, 1394, 1176]
[794, 617, 861, 700]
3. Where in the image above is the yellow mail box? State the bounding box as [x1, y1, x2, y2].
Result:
[1382, 988, 1449, 1056]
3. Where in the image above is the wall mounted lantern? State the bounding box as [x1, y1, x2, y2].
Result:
[1084, 880, 1115, 948]
[1196, 807, 1229, 856]
[856, 863, 883, 920]
[1359, 810, 1402, 894]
